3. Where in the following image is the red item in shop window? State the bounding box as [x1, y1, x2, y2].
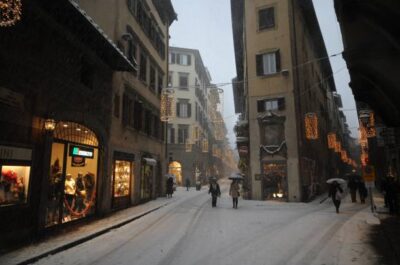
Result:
[1, 170, 18, 183]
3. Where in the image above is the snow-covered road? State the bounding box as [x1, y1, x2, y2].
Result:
[34, 180, 380, 265]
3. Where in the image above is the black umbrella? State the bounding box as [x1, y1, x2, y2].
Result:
[229, 173, 244, 180]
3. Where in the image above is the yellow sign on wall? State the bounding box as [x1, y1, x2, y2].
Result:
[363, 165, 376, 182]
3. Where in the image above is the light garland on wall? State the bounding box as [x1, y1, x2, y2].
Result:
[341, 150, 348, 162]
[305, 113, 318, 140]
[201, 139, 208, 153]
[185, 140, 193, 153]
[334, 140, 341, 153]
[0, 0, 21, 27]
[327, 133, 336, 149]
[160, 88, 175, 122]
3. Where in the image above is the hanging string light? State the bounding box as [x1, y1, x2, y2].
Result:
[334, 140, 341, 153]
[0, 0, 21, 27]
[327, 133, 336, 149]
[341, 150, 348, 162]
[201, 139, 208, 153]
[305, 113, 318, 140]
[192, 125, 199, 141]
[160, 88, 175, 122]
[366, 112, 376, 138]
[359, 123, 368, 147]
[185, 140, 192, 153]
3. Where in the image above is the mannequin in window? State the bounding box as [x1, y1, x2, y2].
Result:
[64, 173, 76, 218]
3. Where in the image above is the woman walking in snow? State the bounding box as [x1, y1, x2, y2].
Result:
[208, 178, 221, 207]
[229, 180, 240, 209]
[329, 181, 343, 213]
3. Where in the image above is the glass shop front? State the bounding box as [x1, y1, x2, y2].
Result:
[45, 122, 99, 227]
[262, 161, 288, 201]
[112, 151, 135, 209]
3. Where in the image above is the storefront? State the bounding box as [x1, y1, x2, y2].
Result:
[112, 151, 135, 209]
[45, 121, 99, 227]
[0, 145, 32, 208]
[140, 158, 157, 201]
[262, 161, 287, 201]
[168, 161, 182, 185]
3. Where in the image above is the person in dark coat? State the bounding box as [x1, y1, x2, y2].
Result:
[208, 179, 221, 207]
[347, 177, 358, 203]
[329, 181, 343, 213]
[166, 176, 174, 198]
[358, 181, 368, 203]
[185, 178, 190, 191]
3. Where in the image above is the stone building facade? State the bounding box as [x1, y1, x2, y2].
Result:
[231, 0, 352, 202]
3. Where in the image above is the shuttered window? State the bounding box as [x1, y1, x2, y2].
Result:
[256, 50, 281, 76]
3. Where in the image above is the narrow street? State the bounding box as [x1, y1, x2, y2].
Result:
[32, 180, 379, 265]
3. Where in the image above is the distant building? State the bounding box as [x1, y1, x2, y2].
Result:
[231, 0, 351, 201]
[168, 47, 235, 185]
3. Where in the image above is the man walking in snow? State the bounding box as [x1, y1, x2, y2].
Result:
[208, 178, 221, 207]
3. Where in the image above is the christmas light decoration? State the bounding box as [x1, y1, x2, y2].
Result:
[0, 0, 21, 27]
[160, 88, 175, 122]
[334, 141, 341, 153]
[341, 150, 348, 162]
[327, 133, 336, 149]
[201, 139, 208, 153]
[305, 113, 318, 140]
[185, 140, 192, 152]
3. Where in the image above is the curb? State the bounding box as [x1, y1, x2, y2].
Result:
[16, 201, 171, 265]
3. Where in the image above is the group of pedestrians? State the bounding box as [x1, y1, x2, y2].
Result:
[347, 177, 368, 204]
[208, 178, 241, 209]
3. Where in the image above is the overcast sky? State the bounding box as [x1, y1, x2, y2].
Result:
[169, 0, 358, 147]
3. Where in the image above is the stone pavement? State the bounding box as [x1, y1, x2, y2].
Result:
[0, 187, 203, 265]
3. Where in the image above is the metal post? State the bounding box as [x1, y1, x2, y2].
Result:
[369, 187, 375, 213]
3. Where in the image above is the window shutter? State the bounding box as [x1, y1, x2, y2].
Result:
[171, 128, 175, 143]
[187, 55, 191, 65]
[278, 98, 285, 110]
[176, 103, 180, 117]
[275, 50, 281, 72]
[178, 128, 183, 143]
[171, 53, 176, 64]
[122, 94, 129, 125]
[256, 54, 263, 76]
[187, 103, 192, 117]
[177, 54, 181, 64]
[257, 100, 265, 112]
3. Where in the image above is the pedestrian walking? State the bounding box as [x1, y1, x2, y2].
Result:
[229, 180, 240, 209]
[385, 177, 397, 214]
[329, 181, 343, 213]
[166, 175, 174, 198]
[347, 177, 358, 203]
[185, 178, 190, 191]
[208, 178, 221, 207]
[358, 181, 368, 204]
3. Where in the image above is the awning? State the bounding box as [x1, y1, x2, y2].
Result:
[36, 0, 136, 71]
[143, 158, 157, 166]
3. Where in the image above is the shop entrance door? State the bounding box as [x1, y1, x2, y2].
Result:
[45, 122, 99, 227]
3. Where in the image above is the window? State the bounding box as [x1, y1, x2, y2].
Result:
[150, 65, 156, 92]
[256, 50, 281, 76]
[113, 160, 133, 198]
[145, 110, 152, 135]
[130, 41, 138, 76]
[168, 71, 173, 86]
[178, 54, 191, 65]
[139, 53, 147, 82]
[168, 124, 175, 144]
[114, 93, 120, 118]
[257, 98, 285, 112]
[176, 100, 191, 118]
[0, 164, 31, 206]
[259, 7, 275, 30]
[122, 94, 132, 126]
[127, 0, 138, 17]
[178, 125, 189, 144]
[179, 73, 189, 90]
[169, 53, 176, 64]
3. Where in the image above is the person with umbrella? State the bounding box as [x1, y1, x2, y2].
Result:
[328, 180, 344, 213]
[208, 177, 221, 207]
[229, 179, 240, 209]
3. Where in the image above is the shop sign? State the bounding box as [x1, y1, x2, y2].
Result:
[0, 86, 24, 110]
[0, 145, 32, 160]
[69, 145, 94, 158]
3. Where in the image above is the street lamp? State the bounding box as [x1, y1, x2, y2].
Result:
[44, 118, 56, 132]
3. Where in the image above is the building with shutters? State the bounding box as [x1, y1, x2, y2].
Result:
[231, 0, 352, 202]
[167, 47, 233, 186]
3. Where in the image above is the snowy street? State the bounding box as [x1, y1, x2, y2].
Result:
[33, 180, 380, 265]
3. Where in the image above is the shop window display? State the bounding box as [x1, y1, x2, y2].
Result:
[0, 165, 30, 206]
[114, 160, 132, 197]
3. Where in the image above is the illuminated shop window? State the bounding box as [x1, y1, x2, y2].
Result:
[114, 160, 133, 197]
[0, 165, 30, 206]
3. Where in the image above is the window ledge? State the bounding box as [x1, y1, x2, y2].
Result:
[259, 72, 281, 79]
